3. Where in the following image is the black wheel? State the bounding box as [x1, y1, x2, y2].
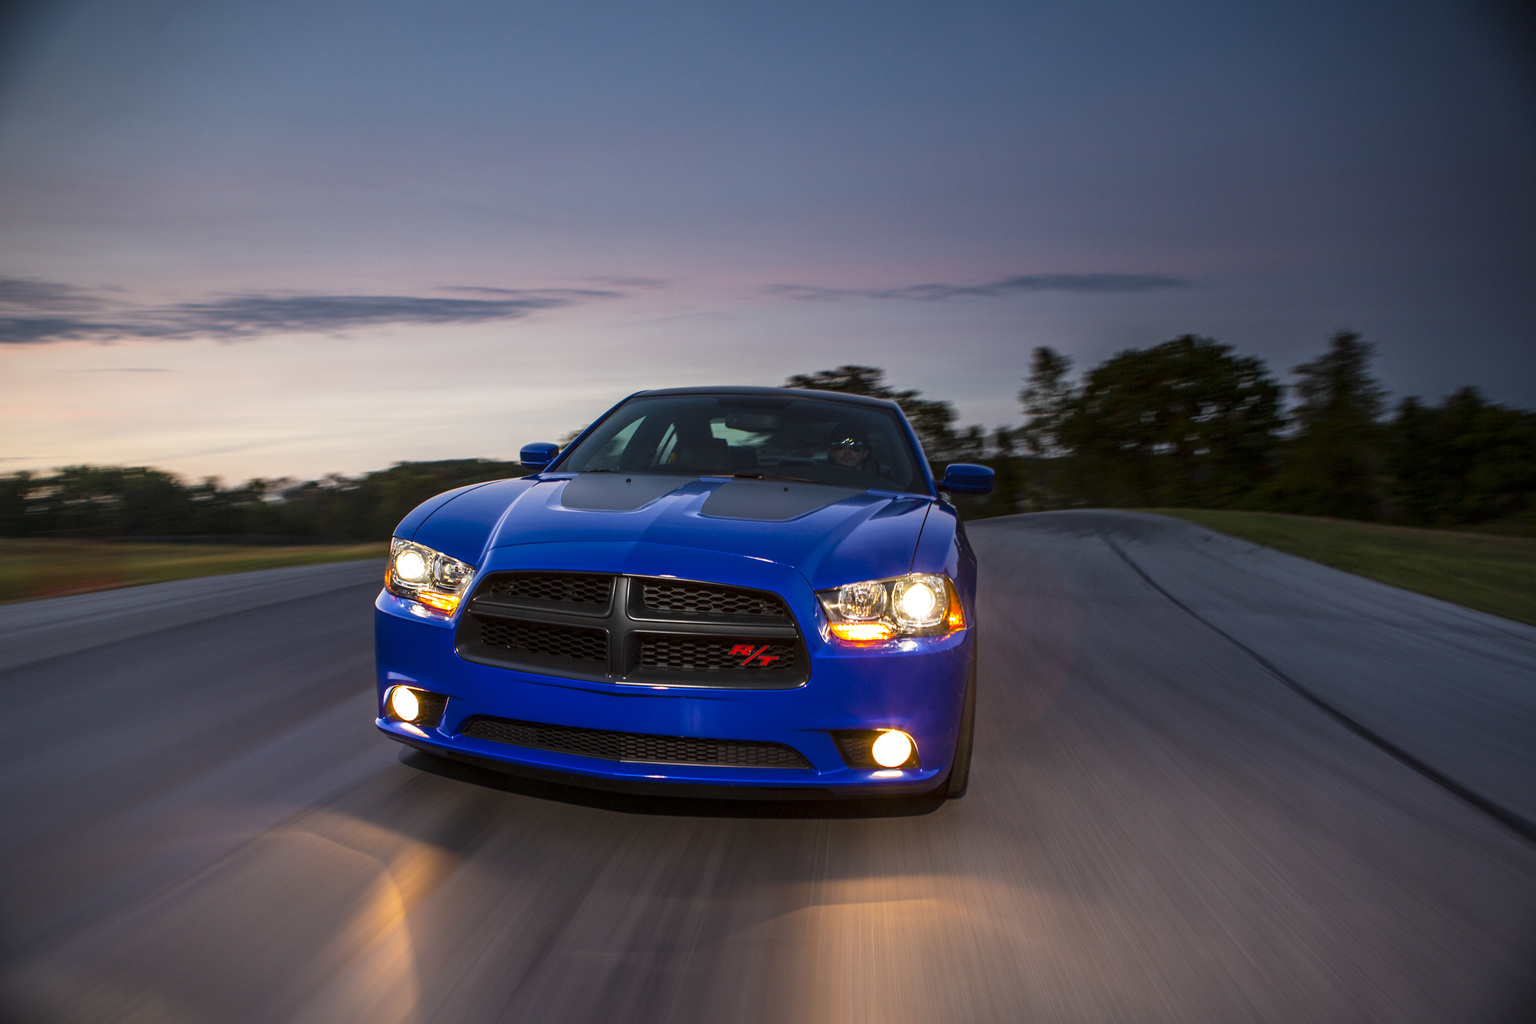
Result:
[945, 655, 978, 799]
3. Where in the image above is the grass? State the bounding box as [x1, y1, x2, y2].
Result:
[0, 539, 386, 604]
[1150, 509, 1536, 627]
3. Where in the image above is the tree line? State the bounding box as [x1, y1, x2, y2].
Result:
[0, 460, 529, 542]
[790, 334, 1536, 528]
[3, 331, 1532, 540]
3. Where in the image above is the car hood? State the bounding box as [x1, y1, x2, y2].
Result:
[410, 473, 934, 591]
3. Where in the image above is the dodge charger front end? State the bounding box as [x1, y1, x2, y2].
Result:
[373, 386, 991, 798]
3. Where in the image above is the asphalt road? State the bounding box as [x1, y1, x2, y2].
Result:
[2, 510, 1533, 1023]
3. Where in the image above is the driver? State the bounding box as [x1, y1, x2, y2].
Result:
[828, 427, 873, 473]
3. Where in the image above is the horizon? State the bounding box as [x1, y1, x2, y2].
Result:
[4, 337, 1521, 487]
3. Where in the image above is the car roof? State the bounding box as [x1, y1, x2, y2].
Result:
[629, 385, 901, 410]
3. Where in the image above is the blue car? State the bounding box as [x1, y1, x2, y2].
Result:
[374, 386, 993, 799]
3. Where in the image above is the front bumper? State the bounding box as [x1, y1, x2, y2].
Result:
[373, 553, 973, 797]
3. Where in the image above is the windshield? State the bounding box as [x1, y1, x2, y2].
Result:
[558, 394, 927, 493]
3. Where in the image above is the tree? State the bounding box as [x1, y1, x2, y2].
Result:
[1018, 346, 1075, 456]
[1055, 335, 1283, 506]
[271, 459, 528, 540]
[1388, 387, 1536, 524]
[27, 466, 196, 536]
[1270, 331, 1385, 519]
[0, 472, 29, 535]
[784, 365, 896, 400]
[0, 459, 530, 540]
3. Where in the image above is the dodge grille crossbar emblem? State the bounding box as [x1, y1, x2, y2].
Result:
[730, 643, 781, 667]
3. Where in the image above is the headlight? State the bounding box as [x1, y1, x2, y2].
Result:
[386, 538, 476, 613]
[816, 573, 966, 643]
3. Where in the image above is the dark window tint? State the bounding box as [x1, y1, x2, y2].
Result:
[561, 395, 926, 492]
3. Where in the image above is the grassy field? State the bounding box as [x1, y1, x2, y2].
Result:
[0, 539, 385, 604]
[1152, 509, 1536, 627]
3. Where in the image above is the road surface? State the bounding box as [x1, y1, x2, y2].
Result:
[2, 510, 1532, 1023]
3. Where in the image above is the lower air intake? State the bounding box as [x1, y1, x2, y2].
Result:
[459, 716, 811, 769]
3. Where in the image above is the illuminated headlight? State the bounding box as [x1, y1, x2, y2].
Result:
[892, 577, 943, 628]
[816, 573, 966, 643]
[386, 538, 476, 614]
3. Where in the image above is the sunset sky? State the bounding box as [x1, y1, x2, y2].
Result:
[2, 0, 1532, 482]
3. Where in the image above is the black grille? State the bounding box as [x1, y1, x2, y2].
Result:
[460, 716, 811, 768]
[638, 635, 797, 674]
[475, 617, 607, 663]
[639, 581, 787, 618]
[483, 573, 613, 607]
[459, 573, 807, 687]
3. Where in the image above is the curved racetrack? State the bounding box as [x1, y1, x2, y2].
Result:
[2, 511, 1533, 1023]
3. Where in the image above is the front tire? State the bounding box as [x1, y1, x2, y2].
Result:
[944, 654, 978, 799]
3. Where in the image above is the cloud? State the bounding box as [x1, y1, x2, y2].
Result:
[0, 316, 110, 343]
[155, 293, 591, 337]
[440, 285, 623, 300]
[767, 273, 1191, 301]
[0, 277, 105, 311]
[0, 281, 623, 344]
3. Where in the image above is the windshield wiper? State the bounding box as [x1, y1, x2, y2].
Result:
[725, 472, 819, 484]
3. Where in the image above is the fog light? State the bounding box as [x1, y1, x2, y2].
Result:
[388, 686, 420, 722]
[871, 730, 914, 768]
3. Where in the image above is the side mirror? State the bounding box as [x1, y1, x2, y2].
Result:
[941, 463, 994, 495]
[520, 442, 560, 470]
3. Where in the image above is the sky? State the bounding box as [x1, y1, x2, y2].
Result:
[1, 0, 1532, 482]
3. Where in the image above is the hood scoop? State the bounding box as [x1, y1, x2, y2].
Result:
[700, 479, 865, 521]
[559, 473, 697, 512]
